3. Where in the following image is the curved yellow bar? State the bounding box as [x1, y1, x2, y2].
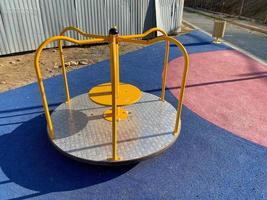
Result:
[161, 40, 170, 101]
[117, 35, 165, 44]
[59, 26, 167, 40]
[164, 36, 189, 134]
[60, 26, 108, 39]
[58, 27, 109, 103]
[60, 27, 170, 107]
[120, 27, 168, 39]
[34, 36, 108, 139]
[119, 28, 170, 104]
[118, 35, 189, 135]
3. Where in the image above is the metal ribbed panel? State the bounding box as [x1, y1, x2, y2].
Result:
[156, 0, 184, 34]
[76, 0, 151, 36]
[50, 92, 179, 164]
[0, 0, 184, 55]
[0, 0, 45, 55]
[39, 0, 77, 47]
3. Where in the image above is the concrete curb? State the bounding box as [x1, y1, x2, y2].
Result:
[184, 7, 267, 35]
[182, 20, 267, 65]
[182, 20, 200, 30]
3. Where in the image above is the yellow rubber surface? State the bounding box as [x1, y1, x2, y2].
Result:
[88, 82, 142, 106]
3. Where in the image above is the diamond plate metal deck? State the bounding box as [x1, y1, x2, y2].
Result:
[50, 92, 181, 165]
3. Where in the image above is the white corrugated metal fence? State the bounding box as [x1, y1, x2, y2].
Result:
[0, 0, 184, 55]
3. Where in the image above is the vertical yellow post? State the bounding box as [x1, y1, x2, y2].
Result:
[167, 38, 189, 135]
[160, 41, 170, 101]
[174, 74, 186, 134]
[34, 35, 108, 141]
[109, 27, 120, 160]
[59, 40, 71, 103]
[34, 50, 54, 139]
[116, 41, 120, 96]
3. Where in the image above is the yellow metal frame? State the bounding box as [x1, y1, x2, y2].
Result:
[34, 26, 189, 162]
[58, 26, 108, 103]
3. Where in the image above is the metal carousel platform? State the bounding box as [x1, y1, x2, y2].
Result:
[34, 26, 189, 165]
[50, 92, 180, 165]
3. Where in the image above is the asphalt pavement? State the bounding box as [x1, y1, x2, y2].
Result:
[183, 9, 267, 63]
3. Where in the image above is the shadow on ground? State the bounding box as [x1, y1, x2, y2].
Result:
[0, 114, 136, 195]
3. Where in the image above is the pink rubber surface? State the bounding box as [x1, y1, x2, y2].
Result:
[167, 50, 267, 147]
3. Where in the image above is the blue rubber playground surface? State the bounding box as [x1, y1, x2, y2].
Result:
[0, 30, 266, 199]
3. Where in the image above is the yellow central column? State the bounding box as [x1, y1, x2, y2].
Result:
[109, 27, 120, 161]
[88, 29, 141, 108]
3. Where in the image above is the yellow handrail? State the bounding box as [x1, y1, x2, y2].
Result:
[34, 36, 108, 139]
[119, 27, 168, 39]
[161, 41, 170, 101]
[165, 36, 189, 134]
[58, 27, 170, 104]
[118, 35, 189, 135]
[60, 26, 108, 39]
[58, 27, 109, 103]
[59, 26, 168, 40]
[118, 27, 170, 102]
